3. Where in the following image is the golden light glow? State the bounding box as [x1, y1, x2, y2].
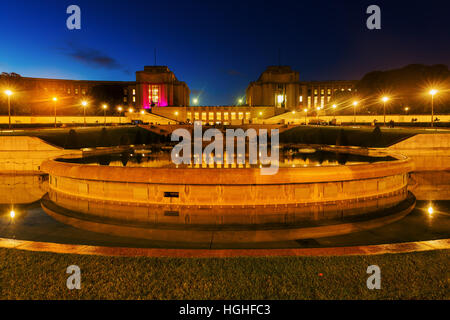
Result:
[429, 89, 438, 96]
[277, 95, 284, 104]
[292, 111, 296, 114]
[10, 210, 15, 218]
[140, 110, 145, 115]
[117, 106, 123, 112]
[128, 108, 134, 113]
[259, 112, 263, 115]
[193, 98, 199, 104]
[303, 108, 308, 112]
[52, 97, 58, 101]
[405, 107, 409, 111]
[353, 101, 358, 106]
[4, 90, 12, 96]
[102, 104, 108, 109]
[382, 96, 389, 102]
[332, 104, 337, 109]
[174, 111, 179, 116]
[81, 101, 88, 107]
[427, 205, 434, 215]
[238, 99, 243, 104]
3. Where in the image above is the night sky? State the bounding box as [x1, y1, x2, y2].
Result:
[1, 0, 449, 105]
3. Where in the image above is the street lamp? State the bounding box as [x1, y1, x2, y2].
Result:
[332, 104, 337, 120]
[81, 101, 88, 126]
[102, 104, 108, 126]
[117, 106, 123, 124]
[192, 98, 199, 105]
[381, 96, 389, 126]
[303, 108, 308, 125]
[404, 107, 409, 114]
[429, 89, 438, 127]
[52, 97, 58, 128]
[353, 101, 358, 124]
[238, 98, 243, 105]
[4, 90, 13, 129]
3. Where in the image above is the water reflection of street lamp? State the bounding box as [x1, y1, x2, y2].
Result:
[381, 96, 389, 126]
[81, 101, 88, 126]
[429, 89, 438, 127]
[4, 90, 13, 129]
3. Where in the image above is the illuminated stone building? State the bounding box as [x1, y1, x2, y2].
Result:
[246, 66, 356, 112]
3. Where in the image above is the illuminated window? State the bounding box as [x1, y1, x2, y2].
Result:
[299, 96, 303, 103]
[321, 96, 325, 107]
[209, 112, 214, 120]
[223, 113, 229, 120]
[133, 96, 136, 102]
[149, 85, 160, 105]
[132, 89, 136, 95]
[327, 89, 331, 95]
[194, 112, 200, 120]
[238, 112, 244, 120]
[123, 97, 128, 102]
[81, 88, 86, 95]
[216, 113, 221, 120]
[308, 96, 311, 107]
[74, 88, 79, 95]
[314, 96, 318, 106]
[202, 112, 207, 121]
[314, 89, 318, 95]
[187, 112, 192, 121]
[231, 112, 236, 120]
[327, 96, 331, 102]
[67, 88, 71, 94]
[321, 89, 324, 95]
[245, 112, 251, 120]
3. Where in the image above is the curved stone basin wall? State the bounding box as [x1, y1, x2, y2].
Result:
[41, 154, 413, 227]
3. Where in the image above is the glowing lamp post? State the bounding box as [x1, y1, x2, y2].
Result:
[238, 98, 243, 105]
[332, 104, 337, 120]
[429, 89, 438, 127]
[381, 96, 389, 126]
[4, 90, 13, 129]
[303, 108, 308, 125]
[81, 101, 88, 126]
[404, 107, 409, 115]
[52, 97, 58, 128]
[102, 104, 108, 126]
[192, 98, 199, 105]
[353, 101, 358, 124]
[117, 106, 123, 124]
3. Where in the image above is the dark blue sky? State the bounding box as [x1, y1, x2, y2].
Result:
[1, 0, 449, 105]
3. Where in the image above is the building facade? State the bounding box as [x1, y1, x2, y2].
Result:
[246, 66, 356, 112]
[2, 66, 189, 115]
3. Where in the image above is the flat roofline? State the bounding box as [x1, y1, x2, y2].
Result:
[21, 76, 136, 84]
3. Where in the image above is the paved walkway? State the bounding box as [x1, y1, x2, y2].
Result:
[0, 237, 448, 258]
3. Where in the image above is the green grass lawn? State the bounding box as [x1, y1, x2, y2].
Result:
[0, 248, 448, 300]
